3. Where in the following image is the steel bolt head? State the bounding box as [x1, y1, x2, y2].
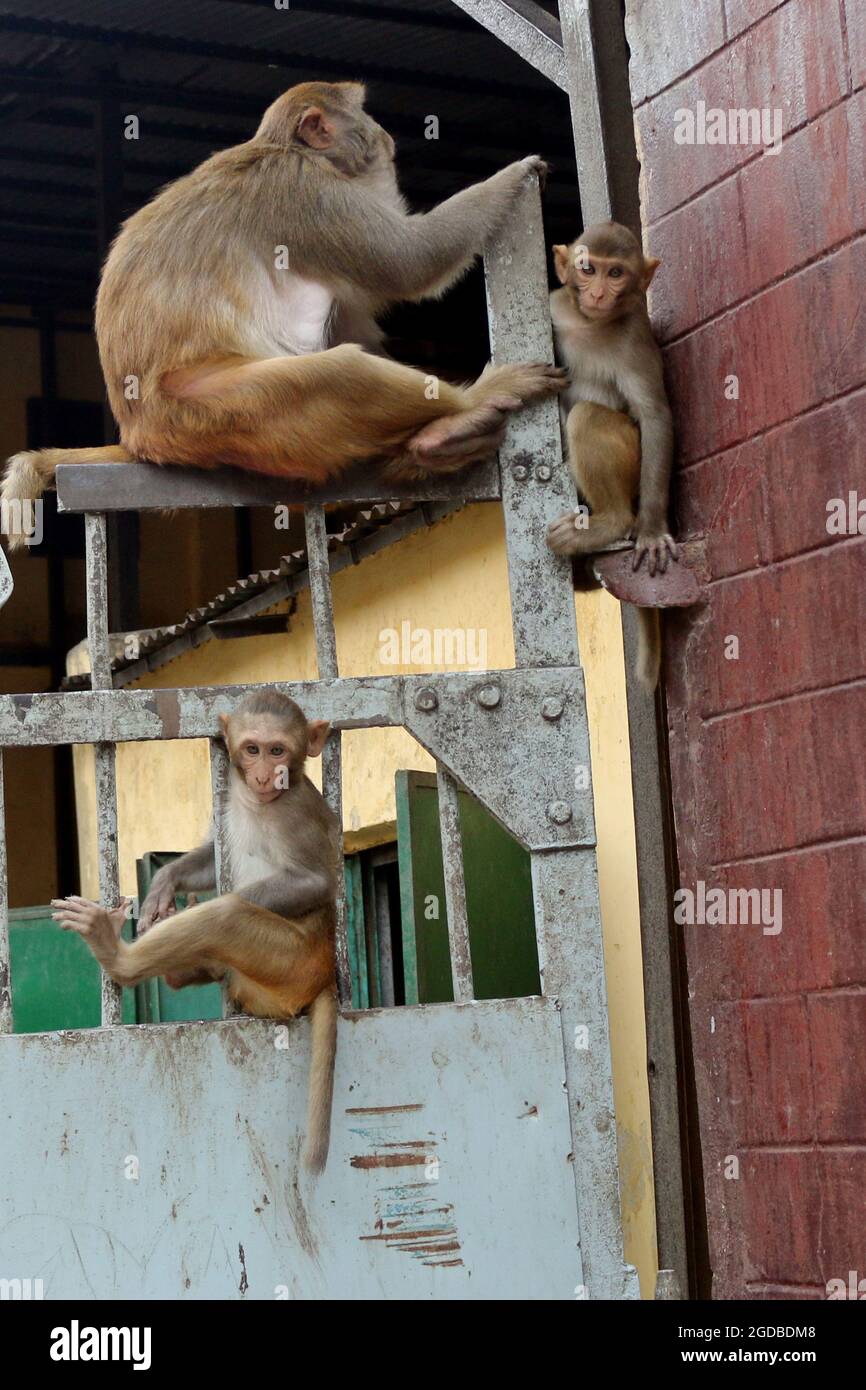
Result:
[415, 687, 438, 712]
[512, 464, 528, 482]
[476, 684, 501, 709]
[536, 465, 552, 482]
[546, 799, 573, 824]
[542, 697, 564, 721]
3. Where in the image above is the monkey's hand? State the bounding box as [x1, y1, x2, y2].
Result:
[138, 877, 178, 934]
[51, 896, 131, 966]
[517, 155, 549, 188]
[632, 524, 679, 576]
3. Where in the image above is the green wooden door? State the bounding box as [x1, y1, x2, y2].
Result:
[9, 906, 137, 1033]
[396, 770, 541, 1004]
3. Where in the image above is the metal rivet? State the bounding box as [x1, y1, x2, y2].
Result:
[415, 688, 438, 712]
[542, 697, 564, 721]
[546, 800, 572, 825]
[512, 464, 528, 482]
[536, 465, 552, 482]
[476, 684, 501, 709]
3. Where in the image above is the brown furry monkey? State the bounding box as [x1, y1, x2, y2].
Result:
[545, 221, 677, 689]
[52, 691, 340, 1174]
[3, 81, 565, 547]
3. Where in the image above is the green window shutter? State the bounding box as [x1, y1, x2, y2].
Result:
[396, 771, 541, 1005]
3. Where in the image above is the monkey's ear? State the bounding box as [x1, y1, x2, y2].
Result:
[306, 720, 331, 758]
[552, 244, 571, 285]
[641, 257, 661, 290]
[218, 712, 230, 742]
[341, 82, 367, 107]
[297, 107, 336, 150]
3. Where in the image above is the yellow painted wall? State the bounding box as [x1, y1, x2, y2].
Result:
[69, 501, 657, 1295]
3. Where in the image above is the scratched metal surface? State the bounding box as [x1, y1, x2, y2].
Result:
[0, 997, 582, 1300]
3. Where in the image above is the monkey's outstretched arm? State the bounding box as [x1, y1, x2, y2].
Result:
[293, 157, 546, 303]
[139, 840, 216, 933]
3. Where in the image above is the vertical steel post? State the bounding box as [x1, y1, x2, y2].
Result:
[85, 513, 123, 1025]
[559, 0, 690, 1289]
[209, 737, 236, 1017]
[304, 506, 350, 1005]
[485, 176, 638, 1299]
[435, 765, 474, 1002]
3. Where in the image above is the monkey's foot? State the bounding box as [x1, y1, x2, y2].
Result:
[471, 360, 568, 416]
[51, 895, 130, 968]
[546, 508, 632, 557]
[405, 362, 566, 467]
[399, 418, 506, 472]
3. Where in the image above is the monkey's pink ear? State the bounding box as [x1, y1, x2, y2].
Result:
[218, 712, 230, 741]
[306, 720, 331, 758]
[642, 256, 661, 289]
[297, 107, 336, 150]
[552, 244, 571, 285]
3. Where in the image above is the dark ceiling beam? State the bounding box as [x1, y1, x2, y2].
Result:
[0, 67, 568, 150]
[210, 0, 476, 31]
[0, 14, 550, 103]
[0, 224, 93, 249]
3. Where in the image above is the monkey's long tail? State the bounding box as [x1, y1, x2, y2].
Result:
[303, 985, 338, 1175]
[636, 608, 662, 691]
[1, 445, 136, 551]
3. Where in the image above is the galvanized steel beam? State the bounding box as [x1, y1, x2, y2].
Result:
[484, 177, 580, 669]
[436, 765, 474, 1001]
[56, 460, 501, 513]
[85, 513, 123, 1025]
[450, 0, 568, 89]
[304, 504, 351, 1005]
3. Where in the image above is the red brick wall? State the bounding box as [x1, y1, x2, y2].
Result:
[624, 0, 866, 1297]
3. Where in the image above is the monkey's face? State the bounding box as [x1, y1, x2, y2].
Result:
[231, 718, 305, 803]
[553, 237, 660, 323]
[566, 249, 639, 322]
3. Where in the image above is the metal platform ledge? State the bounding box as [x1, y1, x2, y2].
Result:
[55, 458, 502, 513]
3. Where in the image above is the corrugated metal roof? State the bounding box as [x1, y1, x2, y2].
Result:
[61, 497, 446, 688]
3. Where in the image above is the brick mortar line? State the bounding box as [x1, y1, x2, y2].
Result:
[631, 0, 830, 113]
[699, 671, 866, 728]
[676, 376, 866, 473]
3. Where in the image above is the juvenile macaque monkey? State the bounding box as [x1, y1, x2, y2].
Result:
[52, 691, 340, 1174]
[546, 222, 677, 689]
[3, 81, 565, 546]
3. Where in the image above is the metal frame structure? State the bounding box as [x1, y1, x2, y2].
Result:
[0, 0, 687, 1300]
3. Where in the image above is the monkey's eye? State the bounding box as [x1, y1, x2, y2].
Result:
[609, 267, 623, 278]
[581, 264, 595, 276]
[246, 744, 259, 756]
[270, 745, 285, 757]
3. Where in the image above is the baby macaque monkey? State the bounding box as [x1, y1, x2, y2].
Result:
[52, 691, 339, 1174]
[546, 221, 677, 689]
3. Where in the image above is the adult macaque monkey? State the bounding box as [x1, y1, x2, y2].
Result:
[52, 692, 340, 1174]
[545, 221, 677, 689]
[3, 81, 565, 546]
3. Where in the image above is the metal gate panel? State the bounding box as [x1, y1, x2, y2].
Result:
[0, 998, 581, 1300]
